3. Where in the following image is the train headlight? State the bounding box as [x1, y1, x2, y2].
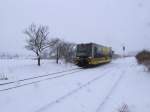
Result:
[88, 57, 92, 59]
[76, 57, 80, 59]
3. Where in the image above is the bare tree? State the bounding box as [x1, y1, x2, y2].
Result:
[48, 38, 62, 64]
[48, 38, 76, 63]
[24, 24, 49, 66]
[63, 42, 76, 63]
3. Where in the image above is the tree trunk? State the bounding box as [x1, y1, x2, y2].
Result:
[37, 53, 41, 66]
[38, 57, 40, 66]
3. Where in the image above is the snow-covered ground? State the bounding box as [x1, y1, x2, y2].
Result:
[0, 59, 75, 82]
[0, 57, 150, 112]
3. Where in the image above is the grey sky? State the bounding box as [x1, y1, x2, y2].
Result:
[0, 0, 150, 54]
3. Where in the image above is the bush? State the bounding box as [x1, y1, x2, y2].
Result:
[0, 74, 8, 80]
[136, 50, 150, 64]
[117, 103, 130, 112]
[136, 50, 150, 71]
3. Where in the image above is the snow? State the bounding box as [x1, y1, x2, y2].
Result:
[0, 59, 75, 82]
[0, 57, 150, 112]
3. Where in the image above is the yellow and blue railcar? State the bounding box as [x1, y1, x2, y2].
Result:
[75, 43, 112, 67]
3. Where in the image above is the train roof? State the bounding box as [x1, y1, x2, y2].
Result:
[77, 42, 105, 47]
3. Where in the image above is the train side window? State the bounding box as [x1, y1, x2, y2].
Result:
[94, 47, 98, 57]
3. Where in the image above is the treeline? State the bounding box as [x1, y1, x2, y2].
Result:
[40, 38, 76, 63]
[0, 53, 19, 59]
[24, 23, 76, 66]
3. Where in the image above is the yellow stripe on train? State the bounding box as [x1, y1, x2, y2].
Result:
[88, 57, 111, 65]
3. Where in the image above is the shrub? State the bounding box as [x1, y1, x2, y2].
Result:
[0, 74, 8, 80]
[136, 50, 150, 64]
[136, 50, 150, 71]
[117, 103, 130, 112]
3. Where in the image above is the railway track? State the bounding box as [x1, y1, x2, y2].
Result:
[34, 67, 125, 112]
[1, 64, 125, 112]
[34, 68, 116, 112]
[0, 67, 84, 92]
[95, 70, 125, 112]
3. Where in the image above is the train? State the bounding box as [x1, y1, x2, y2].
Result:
[74, 43, 113, 67]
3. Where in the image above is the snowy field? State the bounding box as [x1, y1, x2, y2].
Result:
[0, 57, 150, 112]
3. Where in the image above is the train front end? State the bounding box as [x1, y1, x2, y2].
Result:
[75, 43, 92, 67]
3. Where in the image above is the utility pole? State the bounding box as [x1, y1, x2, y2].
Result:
[122, 46, 125, 57]
[56, 46, 59, 64]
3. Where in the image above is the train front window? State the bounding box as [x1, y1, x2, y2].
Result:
[76, 44, 92, 57]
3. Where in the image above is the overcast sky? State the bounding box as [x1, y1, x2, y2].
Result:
[0, 0, 150, 55]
